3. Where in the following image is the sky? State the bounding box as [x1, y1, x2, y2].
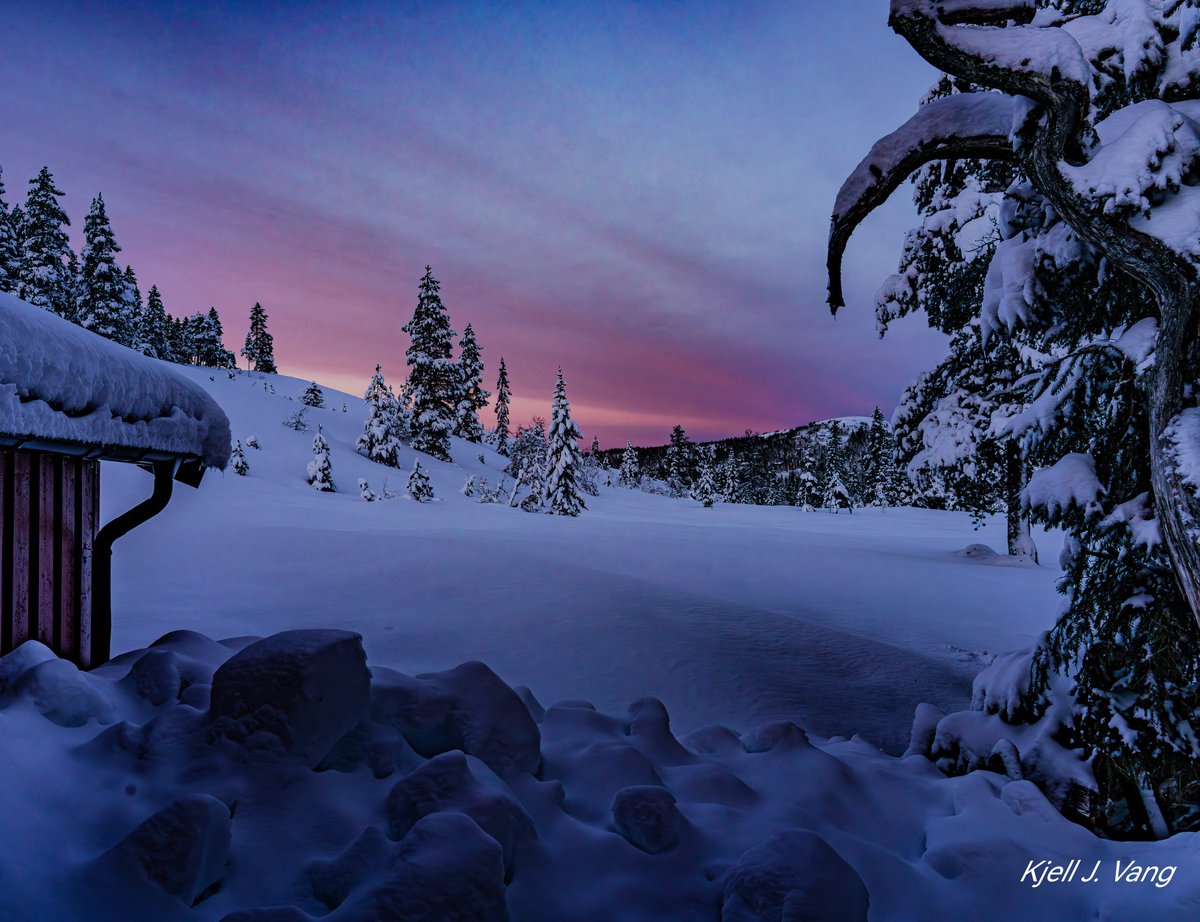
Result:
[1, 0, 945, 447]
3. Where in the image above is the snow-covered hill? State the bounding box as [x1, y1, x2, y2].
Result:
[0, 365, 1189, 921]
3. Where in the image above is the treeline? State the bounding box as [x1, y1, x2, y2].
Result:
[0, 165, 277, 371]
[604, 410, 911, 510]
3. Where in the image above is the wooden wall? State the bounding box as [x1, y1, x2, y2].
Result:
[0, 449, 99, 667]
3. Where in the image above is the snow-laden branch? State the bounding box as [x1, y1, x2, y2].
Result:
[827, 92, 1019, 311]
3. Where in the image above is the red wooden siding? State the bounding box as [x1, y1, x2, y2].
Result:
[0, 448, 99, 667]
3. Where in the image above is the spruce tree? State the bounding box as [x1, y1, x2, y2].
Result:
[821, 422, 850, 511]
[140, 285, 170, 360]
[454, 323, 489, 442]
[300, 381, 326, 408]
[403, 266, 457, 461]
[358, 478, 376, 502]
[618, 442, 640, 488]
[241, 302, 278, 373]
[18, 167, 73, 316]
[406, 460, 434, 502]
[694, 454, 717, 508]
[231, 440, 248, 476]
[78, 195, 133, 344]
[508, 418, 549, 502]
[864, 407, 904, 508]
[543, 370, 586, 516]
[493, 356, 512, 456]
[0, 168, 20, 293]
[357, 365, 402, 467]
[306, 427, 335, 492]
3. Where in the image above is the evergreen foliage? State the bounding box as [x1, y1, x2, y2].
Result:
[406, 460, 434, 502]
[306, 427, 335, 492]
[403, 266, 457, 461]
[356, 365, 403, 467]
[454, 323, 489, 442]
[231, 440, 248, 476]
[241, 302, 278, 373]
[300, 381, 326, 409]
[543, 370, 586, 516]
[618, 442, 640, 488]
[18, 167, 73, 316]
[0, 168, 21, 293]
[493, 356, 512, 456]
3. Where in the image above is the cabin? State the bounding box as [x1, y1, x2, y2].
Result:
[0, 291, 230, 667]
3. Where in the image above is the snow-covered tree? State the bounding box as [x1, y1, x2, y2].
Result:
[508, 417, 548, 503]
[454, 323, 489, 442]
[357, 365, 403, 467]
[863, 407, 904, 508]
[828, 0, 1200, 835]
[795, 469, 817, 511]
[618, 441, 640, 488]
[406, 460, 433, 502]
[306, 427, 335, 492]
[231, 440, 248, 476]
[492, 356, 512, 456]
[242, 302, 278, 373]
[664, 425, 695, 497]
[578, 434, 602, 496]
[77, 194, 133, 344]
[694, 455, 717, 508]
[358, 478, 375, 502]
[403, 266, 457, 461]
[0, 169, 21, 293]
[543, 370, 586, 516]
[18, 167, 73, 317]
[139, 285, 170, 359]
[300, 381, 325, 408]
[461, 475, 476, 497]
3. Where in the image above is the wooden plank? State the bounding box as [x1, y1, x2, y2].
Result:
[78, 461, 97, 669]
[36, 454, 56, 647]
[59, 460, 77, 662]
[0, 451, 10, 652]
[11, 451, 31, 649]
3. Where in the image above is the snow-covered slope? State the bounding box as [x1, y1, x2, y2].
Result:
[104, 366, 1059, 749]
[0, 365, 1188, 920]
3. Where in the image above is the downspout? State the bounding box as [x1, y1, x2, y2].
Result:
[91, 459, 177, 667]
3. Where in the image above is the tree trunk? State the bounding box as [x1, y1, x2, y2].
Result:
[1005, 441, 1038, 562]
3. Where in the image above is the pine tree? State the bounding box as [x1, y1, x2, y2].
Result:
[77, 195, 133, 344]
[241, 302, 278, 373]
[403, 266, 457, 461]
[0, 168, 20, 293]
[18, 167, 73, 316]
[493, 356, 512, 456]
[123, 265, 149, 354]
[454, 323, 489, 442]
[300, 381, 325, 408]
[306, 427, 335, 492]
[140, 285, 170, 359]
[694, 454, 717, 508]
[358, 478, 376, 502]
[618, 442, 640, 488]
[356, 365, 403, 467]
[231, 440, 248, 476]
[665, 425, 695, 496]
[406, 460, 434, 502]
[508, 418, 548, 502]
[821, 421, 851, 512]
[207, 307, 237, 368]
[543, 369, 586, 516]
[864, 407, 903, 508]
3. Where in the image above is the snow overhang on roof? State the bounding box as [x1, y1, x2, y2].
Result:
[0, 291, 232, 476]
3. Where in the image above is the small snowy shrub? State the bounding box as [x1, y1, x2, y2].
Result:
[231, 440, 248, 476]
[245, 435, 260, 450]
[358, 478, 375, 502]
[407, 461, 433, 503]
[283, 407, 309, 432]
[461, 475, 476, 497]
[300, 381, 325, 408]
[306, 427, 335, 492]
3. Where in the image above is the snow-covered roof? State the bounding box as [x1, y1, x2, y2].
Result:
[0, 292, 231, 470]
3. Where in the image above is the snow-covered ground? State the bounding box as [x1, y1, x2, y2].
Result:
[106, 368, 1059, 753]
[0, 367, 1193, 920]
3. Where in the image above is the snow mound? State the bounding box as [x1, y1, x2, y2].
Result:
[0, 291, 231, 468]
[0, 631, 1192, 920]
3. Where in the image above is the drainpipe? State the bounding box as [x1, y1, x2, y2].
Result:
[91, 459, 177, 667]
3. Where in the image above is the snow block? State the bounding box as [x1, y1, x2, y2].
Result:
[209, 630, 371, 767]
[385, 751, 536, 881]
[683, 724, 744, 756]
[25, 657, 115, 727]
[332, 813, 509, 922]
[627, 697, 695, 766]
[903, 702, 946, 759]
[319, 720, 422, 779]
[611, 785, 683, 854]
[125, 650, 183, 706]
[722, 829, 868, 922]
[108, 794, 231, 907]
[371, 661, 541, 776]
[0, 640, 58, 699]
[307, 826, 391, 911]
[740, 721, 810, 754]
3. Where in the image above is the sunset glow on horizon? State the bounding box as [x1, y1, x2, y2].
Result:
[2, 0, 948, 447]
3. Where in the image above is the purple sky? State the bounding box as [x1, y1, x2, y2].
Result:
[2, 1, 945, 447]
